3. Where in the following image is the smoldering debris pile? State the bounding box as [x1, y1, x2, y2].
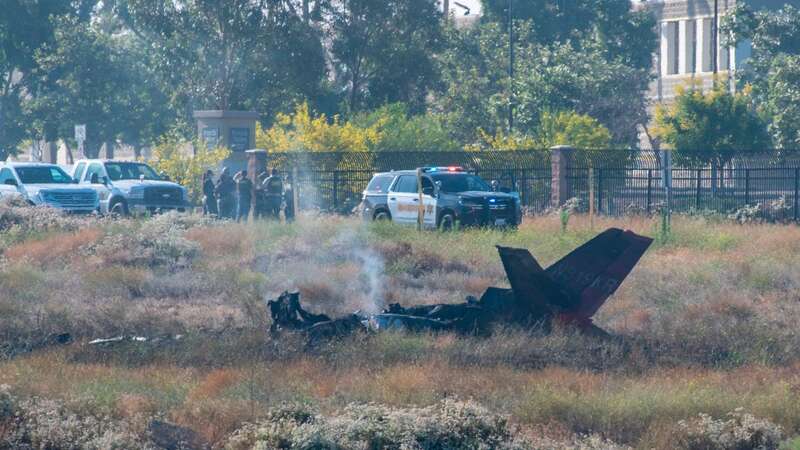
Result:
[268, 228, 653, 341]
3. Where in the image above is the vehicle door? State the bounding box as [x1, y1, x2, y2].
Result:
[419, 176, 437, 227]
[81, 162, 111, 209]
[0, 167, 21, 199]
[387, 175, 418, 224]
[72, 162, 87, 184]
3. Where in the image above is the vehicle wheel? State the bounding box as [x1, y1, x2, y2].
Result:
[439, 212, 455, 231]
[110, 200, 129, 217]
[373, 210, 391, 222]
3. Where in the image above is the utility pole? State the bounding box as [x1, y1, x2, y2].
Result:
[508, 0, 514, 133]
[443, 0, 449, 20]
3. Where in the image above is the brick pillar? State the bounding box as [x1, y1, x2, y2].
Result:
[550, 145, 574, 209]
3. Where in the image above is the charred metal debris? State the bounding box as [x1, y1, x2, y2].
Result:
[267, 228, 653, 340]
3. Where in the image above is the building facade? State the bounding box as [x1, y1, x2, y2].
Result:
[647, 0, 798, 104]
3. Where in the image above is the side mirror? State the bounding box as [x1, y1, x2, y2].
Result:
[422, 186, 435, 196]
[90, 173, 100, 184]
[4, 179, 18, 186]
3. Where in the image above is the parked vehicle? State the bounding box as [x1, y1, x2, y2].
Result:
[360, 167, 522, 229]
[71, 159, 189, 215]
[0, 162, 99, 213]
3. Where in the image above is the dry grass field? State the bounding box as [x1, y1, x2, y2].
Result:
[1, 200, 799, 449]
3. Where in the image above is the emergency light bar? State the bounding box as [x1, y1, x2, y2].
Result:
[420, 166, 465, 173]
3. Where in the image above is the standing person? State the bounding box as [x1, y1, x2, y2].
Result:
[235, 170, 253, 222]
[284, 182, 295, 223]
[202, 170, 218, 216]
[254, 168, 268, 220]
[215, 167, 236, 219]
[262, 168, 284, 220]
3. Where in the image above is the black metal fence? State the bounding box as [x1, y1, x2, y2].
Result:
[264, 149, 800, 220]
[565, 150, 800, 220]
[265, 151, 552, 213]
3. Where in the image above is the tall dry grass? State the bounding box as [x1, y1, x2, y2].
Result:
[2, 210, 800, 447]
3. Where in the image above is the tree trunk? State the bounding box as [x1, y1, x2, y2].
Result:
[132, 144, 141, 159]
[63, 142, 75, 165]
[104, 141, 114, 159]
[44, 141, 58, 163]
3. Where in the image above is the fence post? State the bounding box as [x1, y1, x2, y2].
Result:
[794, 168, 799, 222]
[333, 170, 339, 211]
[646, 169, 653, 214]
[597, 168, 604, 215]
[695, 169, 702, 210]
[550, 145, 574, 209]
[292, 167, 300, 213]
[745, 169, 751, 206]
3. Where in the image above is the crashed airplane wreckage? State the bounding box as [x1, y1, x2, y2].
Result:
[268, 228, 653, 339]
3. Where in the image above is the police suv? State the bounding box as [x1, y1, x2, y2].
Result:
[360, 167, 521, 229]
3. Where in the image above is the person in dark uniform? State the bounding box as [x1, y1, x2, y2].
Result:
[262, 168, 283, 220]
[253, 168, 268, 220]
[215, 167, 236, 219]
[235, 170, 253, 222]
[202, 170, 218, 216]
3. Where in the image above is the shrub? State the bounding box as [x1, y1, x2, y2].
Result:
[674, 409, 783, 450]
[82, 213, 208, 269]
[223, 399, 530, 449]
[1, 394, 151, 449]
[148, 135, 231, 205]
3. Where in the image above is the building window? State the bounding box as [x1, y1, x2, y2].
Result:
[688, 20, 697, 73]
[667, 21, 679, 75]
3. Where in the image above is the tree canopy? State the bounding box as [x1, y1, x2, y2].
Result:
[5, 0, 758, 159]
[722, 4, 800, 148]
[652, 82, 769, 165]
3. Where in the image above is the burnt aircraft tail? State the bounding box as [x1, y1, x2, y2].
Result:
[544, 228, 652, 319]
[497, 228, 652, 324]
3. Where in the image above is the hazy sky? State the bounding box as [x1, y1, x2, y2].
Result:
[441, 0, 483, 17]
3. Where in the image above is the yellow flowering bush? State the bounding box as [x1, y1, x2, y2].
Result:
[256, 103, 384, 152]
[148, 137, 231, 204]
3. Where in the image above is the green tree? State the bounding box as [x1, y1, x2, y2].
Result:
[435, 22, 652, 147]
[0, 1, 95, 160]
[327, 0, 445, 113]
[112, 0, 328, 130]
[352, 104, 459, 151]
[652, 82, 769, 166]
[722, 4, 800, 148]
[481, 0, 656, 69]
[25, 16, 146, 158]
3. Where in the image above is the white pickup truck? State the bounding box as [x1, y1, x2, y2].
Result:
[71, 159, 189, 215]
[0, 162, 99, 213]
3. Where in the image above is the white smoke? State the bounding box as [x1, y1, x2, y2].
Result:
[331, 228, 386, 314]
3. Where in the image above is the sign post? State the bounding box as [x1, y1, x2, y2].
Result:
[74, 124, 86, 159]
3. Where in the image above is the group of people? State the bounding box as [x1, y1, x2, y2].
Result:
[201, 167, 294, 222]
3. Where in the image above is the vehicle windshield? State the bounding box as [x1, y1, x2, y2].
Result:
[104, 162, 160, 181]
[15, 166, 73, 184]
[431, 173, 491, 193]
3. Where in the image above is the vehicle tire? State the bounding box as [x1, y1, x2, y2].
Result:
[373, 209, 391, 222]
[438, 212, 455, 231]
[109, 200, 129, 217]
